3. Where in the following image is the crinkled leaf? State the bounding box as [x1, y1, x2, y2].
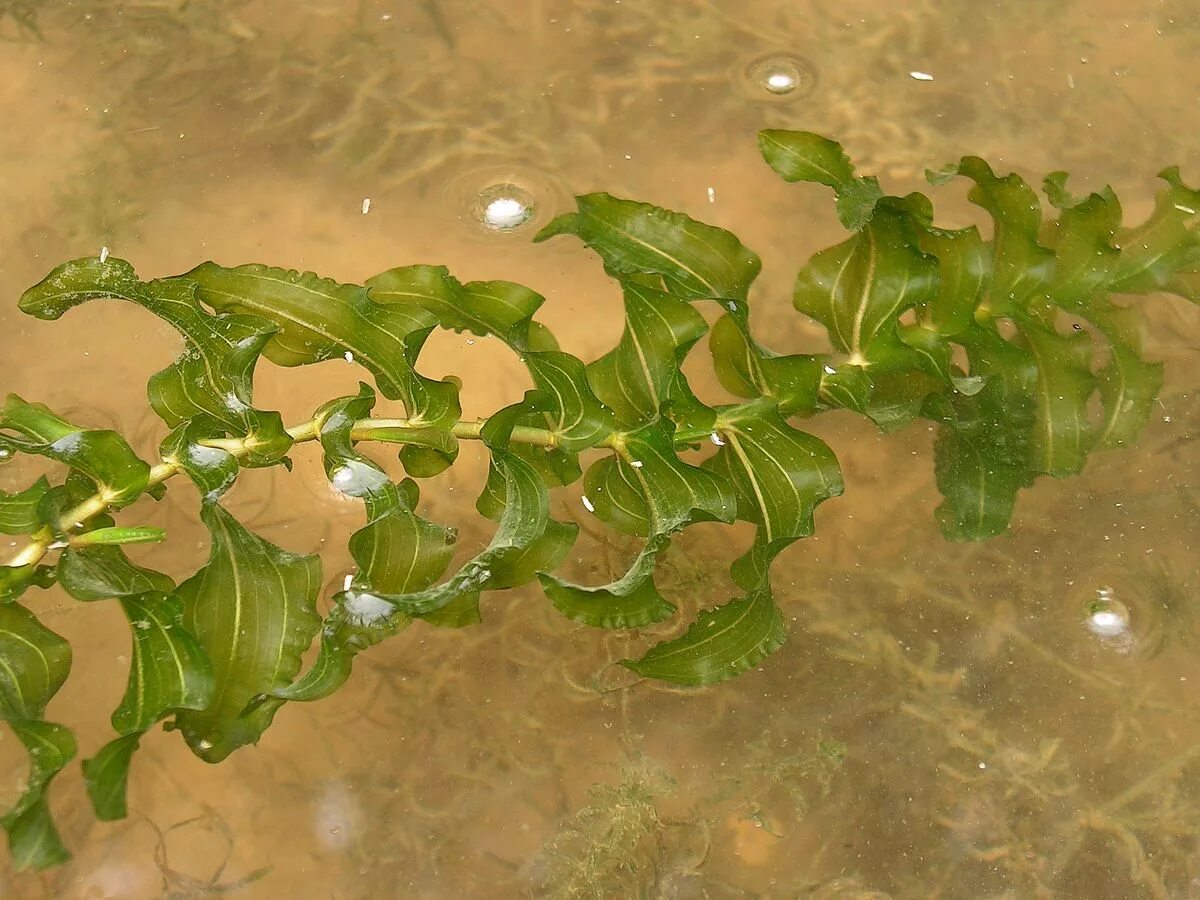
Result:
[0, 604, 74, 870]
[1017, 318, 1096, 476]
[913, 224, 989, 335]
[1, 720, 76, 870]
[114, 591, 214, 734]
[1109, 167, 1200, 302]
[1042, 178, 1122, 308]
[793, 207, 937, 368]
[0, 395, 150, 507]
[536, 192, 761, 302]
[523, 351, 615, 451]
[82, 732, 141, 821]
[1087, 301, 1164, 448]
[366, 267, 555, 352]
[930, 157, 1056, 312]
[18, 257, 290, 457]
[540, 541, 676, 629]
[186, 262, 460, 429]
[172, 502, 321, 762]
[705, 401, 843, 545]
[622, 584, 786, 686]
[709, 308, 824, 417]
[0, 477, 49, 535]
[160, 417, 240, 501]
[58, 545, 174, 601]
[926, 327, 1038, 539]
[587, 281, 708, 427]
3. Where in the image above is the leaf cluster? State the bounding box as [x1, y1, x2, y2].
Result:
[0, 131, 1196, 869]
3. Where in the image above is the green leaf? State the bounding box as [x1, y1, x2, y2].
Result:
[160, 417, 241, 501]
[913, 224, 989, 335]
[0, 603, 75, 870]
[172, 502, 321, 762]
[114, 592, 214, 734]
[1, 720, 76, 870]
[758, 130, 855, 190]
[0, 395, 150, 507]
[1086, 301, 1164, 448]
[523, 351, 615, 451]
[1042, 178, 1122, 308]
[18, 257, 290, 454]
[186, 262, 461, 429]
[540, 542, 676, 629]
[366, 267, 555, 352]
[587, 281, 709, 426]
[1017, 318, 1096, 476]
[0, 477, 49, 535]
[926, 327, 1038, 539]
[705, 401, 843, 546]
[709, 309, 824, 417]
[1109, 167, 1200, 302]
[82, 733, 142, 821]
[622, 584, 786, 686]
[793, 207, 937, 368]
[58, 545, 174, 601]
[536, 192, 761, 302]
[931, 157, 1056, 313]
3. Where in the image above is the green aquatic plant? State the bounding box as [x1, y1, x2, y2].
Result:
[0, 130, 1197, 870]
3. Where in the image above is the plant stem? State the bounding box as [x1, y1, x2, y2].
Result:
[2, 412, 568, 571]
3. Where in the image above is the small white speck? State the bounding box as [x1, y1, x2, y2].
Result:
[99, 246, 109, 263]
[710, 432, 726, 447]
[361, 198, 371, 214]
[978, 761, 987, 770]
[344, 351, 354, 363]
[342, 574, 353, 591]
[823, 365, 837, 375]
[624, 154, 632, 160]
[909, 71, 934, 81]
[581, 495, 595, 512]
[707, 186, 716, 203]
[1174, 204, 1196, 214]
[1067, 73, 1075, 89]
[630, 460, 643, 468]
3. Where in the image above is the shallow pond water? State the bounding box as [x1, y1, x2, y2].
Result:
[1, 1, 1198, 897]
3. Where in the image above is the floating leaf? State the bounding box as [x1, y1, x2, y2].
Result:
[1109, 167, 1200, 301]
[172, 502, 321, 762]
[758, 129, 855, 190]
[523, 351, 615, 451]
[160, 417, 241, 501]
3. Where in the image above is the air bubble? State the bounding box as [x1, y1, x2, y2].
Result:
[740, 53, 818, 101]
[1085, 588, 1130, 639]
[474, 183, 535, 231]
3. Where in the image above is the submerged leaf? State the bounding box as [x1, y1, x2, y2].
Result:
[0, 477, 49, 536]
[173, 503, 321, 762]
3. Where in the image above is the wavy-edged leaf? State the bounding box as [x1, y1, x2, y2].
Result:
[1042, 176, 1122, 308]
[930, 157, 1056, 313]
[542, 420, 735, 628]
[172, 502, 321, 762]
[0, 603, 74, 870]
[82, 732, 141, 821]
[793, 207, 937, 368]
[587, 281, 708, 427]
[160, 417, 241, 501]
[705, 401, 843, 546]
[913, 224, 989, 335]
[366, 266, 556, 352]
[186, 262, 461, 429]
[1087, 301, 1164, 448]
[1017, 318, 1096, 476]
[0, 477, 49, 535]
[925, 327, 1038, 539]
[1, 720, 76, 870]
[18, 257, 290, 458]
[758, 129, 855, 190]
[58, 545, 174, 601]
[622, 583, 786, 686]
[1109, 167, 1200, 302]
[535, 192, 761, 302]
[709, 307, 824, 417]
[524, 351, 615, 451]
[0, 395, 149, 507]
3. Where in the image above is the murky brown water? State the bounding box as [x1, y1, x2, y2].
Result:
[1, 1, 1198, 897]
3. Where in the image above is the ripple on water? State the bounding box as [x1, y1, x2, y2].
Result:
[440, 163, 567, 241]
[736, 52, 819, 102]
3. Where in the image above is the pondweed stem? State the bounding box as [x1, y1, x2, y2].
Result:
[3, 412, 599, 571]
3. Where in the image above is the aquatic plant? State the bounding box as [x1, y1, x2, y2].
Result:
[0, 130, 1196, 871]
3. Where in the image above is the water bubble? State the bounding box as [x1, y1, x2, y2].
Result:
[740, 53, 818, 101]
[474, 183, 535, 231]
[1085, 588, 1130, 639]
